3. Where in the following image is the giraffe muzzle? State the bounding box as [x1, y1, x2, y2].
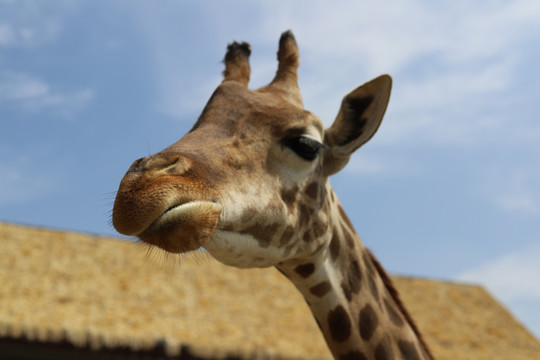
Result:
[137, 200, 223, 253]
[112, 153, 223, 253]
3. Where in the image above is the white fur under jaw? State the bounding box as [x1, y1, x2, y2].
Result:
[205, 230, 288, 268]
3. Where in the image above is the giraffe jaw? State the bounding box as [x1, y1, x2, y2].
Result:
[138, 201, 223, 254]
[205, 230, 289, 268]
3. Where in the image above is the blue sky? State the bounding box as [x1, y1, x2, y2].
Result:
[1, 0, 539, 339]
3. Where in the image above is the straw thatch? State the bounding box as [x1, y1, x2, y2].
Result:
[1, 221, 538, 359]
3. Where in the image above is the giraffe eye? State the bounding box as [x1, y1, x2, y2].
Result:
[281, 136, 323, 161]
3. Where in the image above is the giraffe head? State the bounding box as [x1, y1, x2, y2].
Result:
[112, 31, 391, 268]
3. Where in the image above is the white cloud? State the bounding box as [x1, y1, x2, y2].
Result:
[0, 24, 15, 46]
[255, 1, 540, 146]
[0, 71, 48, 100]
[156, 74, 220, 120]
[497, 195, 539, 215]
[346, 153, 389, 175]
[0, 71, 94, 118]
[457, 243, 540, 337]
[125, 0, 540, 151]
[488, 169, 540, 216]
[0, 1, 75, 48]
[252, 1, 539, 71]
[394, 59, 514, 113]
[0, 152, 57, 206]
[0, 20, 60, 48]
[0, 23, 41, 47]
[344, 152, 418, 176]
[457, 243, 540, 302]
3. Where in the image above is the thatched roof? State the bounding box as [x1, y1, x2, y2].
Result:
[1, 221, 538, 359]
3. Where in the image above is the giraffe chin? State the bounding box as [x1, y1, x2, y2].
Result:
[137, 201, 223, 254]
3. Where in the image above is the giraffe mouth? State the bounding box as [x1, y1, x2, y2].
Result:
[138, 201, 223, 253]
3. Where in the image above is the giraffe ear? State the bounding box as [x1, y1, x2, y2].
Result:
[323, 75, 392, 176]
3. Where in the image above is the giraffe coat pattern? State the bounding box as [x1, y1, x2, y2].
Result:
[113, 31, 433, 359]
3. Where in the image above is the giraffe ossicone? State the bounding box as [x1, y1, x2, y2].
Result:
[113, 31, 433, 360]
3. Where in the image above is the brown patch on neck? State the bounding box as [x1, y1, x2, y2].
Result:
[305, 181, 319, 200]
[240, 223, 280, 248]
[280, 186, 298, 211]
[366, 249, 434, 359]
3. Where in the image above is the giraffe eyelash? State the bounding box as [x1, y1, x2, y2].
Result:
[281, 136, 325, 161]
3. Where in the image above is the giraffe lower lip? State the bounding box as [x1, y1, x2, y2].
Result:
[144, 201, 214, 233]
[137, 201, 223, 253]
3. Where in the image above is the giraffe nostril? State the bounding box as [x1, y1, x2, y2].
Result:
[126, 157, 146, 173]
[139, 153, 193, 176]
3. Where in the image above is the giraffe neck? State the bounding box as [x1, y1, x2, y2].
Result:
[277, 188, 433, 360]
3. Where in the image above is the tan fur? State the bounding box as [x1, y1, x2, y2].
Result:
[113, 31, 432, 359]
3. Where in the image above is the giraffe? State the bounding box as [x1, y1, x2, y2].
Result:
[112, 31, 433, 360]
